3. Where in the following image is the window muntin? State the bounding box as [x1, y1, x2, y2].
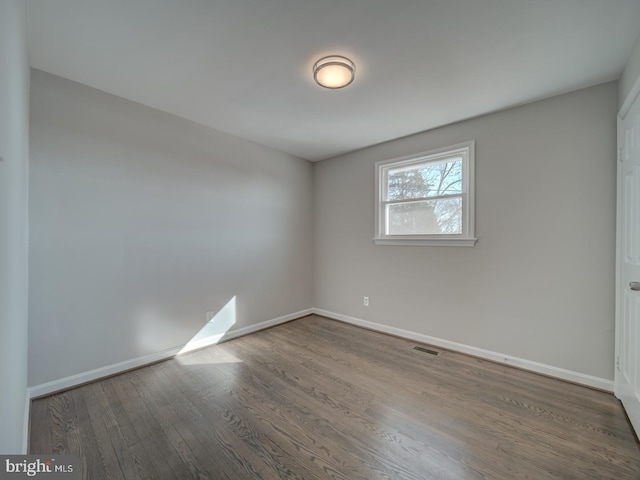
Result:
[375, 141, 475, 246]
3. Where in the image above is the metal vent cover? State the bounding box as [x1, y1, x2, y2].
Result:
[413, 345, 440, 356]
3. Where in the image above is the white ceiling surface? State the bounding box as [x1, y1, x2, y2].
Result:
[27, 0, 640, 162]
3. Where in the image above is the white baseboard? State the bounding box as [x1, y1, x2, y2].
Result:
[27, 306, 613, 399]
[312, 308, 614, 392]
[28, 308, 313, 399]
[28, 345, 184, 399]
[178, 308, 314, 354]
[217, 308, 313, 343]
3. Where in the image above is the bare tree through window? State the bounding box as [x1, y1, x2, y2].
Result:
[386, 158, 463, 235]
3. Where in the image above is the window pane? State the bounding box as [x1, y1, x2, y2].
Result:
[387, 158, 462, 201]
[386, 197, 462, 235]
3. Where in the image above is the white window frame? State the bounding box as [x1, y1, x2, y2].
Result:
[374, 140, 476, 247]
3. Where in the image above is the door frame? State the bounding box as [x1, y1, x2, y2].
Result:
[615, 73, 640, 436]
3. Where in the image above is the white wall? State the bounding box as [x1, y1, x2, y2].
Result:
[29, 70, 313, 387]
[0, 0, 30, 453]
[314, 82, 618, 381]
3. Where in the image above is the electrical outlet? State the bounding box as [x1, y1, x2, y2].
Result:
[363, 296, 369, 307]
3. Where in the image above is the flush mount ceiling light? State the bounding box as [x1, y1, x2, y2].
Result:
[313, 55, 356, 89]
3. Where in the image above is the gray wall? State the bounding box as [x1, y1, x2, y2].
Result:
[621, 31, 640, 107]
[0, 0, 30, 453]
[29, 70, 313, 387]
[314, 82, 618, 380]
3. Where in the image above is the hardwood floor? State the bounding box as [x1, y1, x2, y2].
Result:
[29, 315, 640, 479]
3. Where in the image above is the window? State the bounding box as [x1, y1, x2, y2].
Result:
[375, 141, 476, 246]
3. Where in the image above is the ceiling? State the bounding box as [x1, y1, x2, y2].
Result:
[27, 0, 640, 161]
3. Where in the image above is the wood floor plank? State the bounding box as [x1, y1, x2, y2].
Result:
[226, 338, 472, 480]
[280, 320, 632, 478]
[67, 387, 111, 480]
[141, 360, 268, 480]
[110, 372, 192, 479]
[132, 364, 230, 478]
[81, 383, 127, 480]
[243, 325, 552, 479]
[47, 391, 76, 455]
[166, 353, 330, 479]
[29, 315, 640, 479]
[28, 398, 51, 455]
[221, 350, 419, 479]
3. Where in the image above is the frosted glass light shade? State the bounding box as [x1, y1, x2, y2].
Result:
[313, 55, 355, 89]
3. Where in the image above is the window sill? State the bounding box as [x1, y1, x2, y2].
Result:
[373, 237, 477, 247]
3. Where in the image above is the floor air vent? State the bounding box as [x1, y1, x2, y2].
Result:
[413, 345, 440, 356]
